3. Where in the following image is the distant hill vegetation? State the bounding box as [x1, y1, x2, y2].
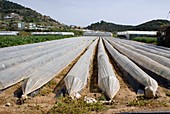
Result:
[133, 20, 170, 31]
[86, 20, 170, 32]
[0, 0, 65, 28]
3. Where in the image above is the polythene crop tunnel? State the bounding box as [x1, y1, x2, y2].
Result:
[21, 38, 95, 97]
[64, 38, 98, 98]
[0, 37, 96, 96]
[97, 38, 120, 100]
[106, 38, 170, 81]
[104, 38, 158, 98]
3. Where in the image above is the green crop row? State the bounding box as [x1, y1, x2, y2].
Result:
[132, 37, 157, 44]
[0, 35, 73, 48]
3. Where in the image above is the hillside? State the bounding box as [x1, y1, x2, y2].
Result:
[86, 20, 133, 32]
[0, 0, 65, 28]
[87, 20, 170, 32]
[134, 19, 170, 31]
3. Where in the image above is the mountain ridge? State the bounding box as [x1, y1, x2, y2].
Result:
[86, 19, 170, 32]
[0, 0, 66, 29]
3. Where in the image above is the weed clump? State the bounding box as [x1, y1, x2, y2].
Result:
[48, 96, 106, 114]
[128, 96, 168, 107]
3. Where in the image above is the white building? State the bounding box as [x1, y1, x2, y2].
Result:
[12, 22, 25, 30]
[29, 23, 36, 30]
[17, 22, 25, 30]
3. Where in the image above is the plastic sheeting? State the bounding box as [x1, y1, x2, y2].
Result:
[0, 36, 89, 52]
[0, 42, 83, 71]
[64, 38, 98, 98]
[129, 41, 170, 54]
[97, 39, 120, 100]
[0, 37, 95, 90]
[0, 40, 86, 90]
[0, 40, 84, 71]
[0, 31, 19, 36]
[31, 32, 74, 36]
[83, 31, 112, 37]
[0, 37, 87, 61]
[112, 40, 170, 68]
[104, 39, 158, 98]
[113, 38, 170, 58]
[146, 44, 170, 51]
[117, 38, 170, 52]
[22, 38, 95, 96]
[106, 38, 170, 81]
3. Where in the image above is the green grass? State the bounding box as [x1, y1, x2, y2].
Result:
[128, 96, 168, 107]
[132, 37, 157, 44]
[97, 94, 107, 101]
[0, 35, 73, 48]
[47, 96, 106, 114]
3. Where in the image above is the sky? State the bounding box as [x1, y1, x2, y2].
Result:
[8, 0, 170, 27]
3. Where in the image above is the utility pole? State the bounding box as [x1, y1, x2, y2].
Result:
[0, 0, 4, 20]
[166, 11, 170, 20]
[0, 0, 2, 20]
